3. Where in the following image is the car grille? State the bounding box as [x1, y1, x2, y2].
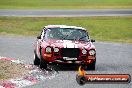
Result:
[61, 48, 80, 58]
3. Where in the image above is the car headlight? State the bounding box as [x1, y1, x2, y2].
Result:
[89, 50, 95, 55]
[45, 47, 52, 53]
[82, 49, 87, 54]
[54, 47, 59, 52]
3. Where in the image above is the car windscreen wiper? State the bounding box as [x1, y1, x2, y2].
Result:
[79, 36, 87, 40]
[78, 36, 89, 41]
[61, 34, 69, 40]
[61, 34, 76, 40]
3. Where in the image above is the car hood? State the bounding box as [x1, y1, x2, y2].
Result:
[43, 39, 95, 49]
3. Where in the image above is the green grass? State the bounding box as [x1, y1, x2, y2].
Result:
[0, 0, 132, 9]
[0, 16, 132, 43]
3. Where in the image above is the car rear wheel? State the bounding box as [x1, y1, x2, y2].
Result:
[86, 62, 96, 70]
[34, 52, 40, 66]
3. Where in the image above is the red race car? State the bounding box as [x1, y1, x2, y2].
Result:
[34, 25, 96, 70]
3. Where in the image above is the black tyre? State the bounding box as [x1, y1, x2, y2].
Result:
[40, 58, 47, 69]
[34, 52, 40, 66]
[86, 62, 96, 70]
[76, 74, 86, 85]
[40, 49, 47, 69]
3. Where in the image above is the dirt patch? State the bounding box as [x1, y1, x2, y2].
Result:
[0, 60, 29, 80]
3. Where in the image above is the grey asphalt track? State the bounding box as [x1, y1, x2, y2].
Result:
[0, 9, 132, 17]
[0, 36, 132, 88]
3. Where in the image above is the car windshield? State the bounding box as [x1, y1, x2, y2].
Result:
[45, 28, 89, 41]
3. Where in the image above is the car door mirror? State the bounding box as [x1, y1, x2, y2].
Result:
[91, 39, 95, 42]
[37, 35, 41, 39]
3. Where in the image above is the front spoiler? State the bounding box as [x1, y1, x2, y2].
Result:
[49, 59, 95, 65]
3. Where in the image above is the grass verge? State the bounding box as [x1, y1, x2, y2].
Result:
[0, 60, 29, 80]
[0, 0, 132, 9]
[0, 16, 132, 43]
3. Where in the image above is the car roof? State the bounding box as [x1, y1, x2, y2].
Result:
[44, 25, 86, 30]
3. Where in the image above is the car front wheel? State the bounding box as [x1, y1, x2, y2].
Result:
[86, 61, 96, 70]
[34, 52, 40, 66]
[40, 56, 47, 69]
